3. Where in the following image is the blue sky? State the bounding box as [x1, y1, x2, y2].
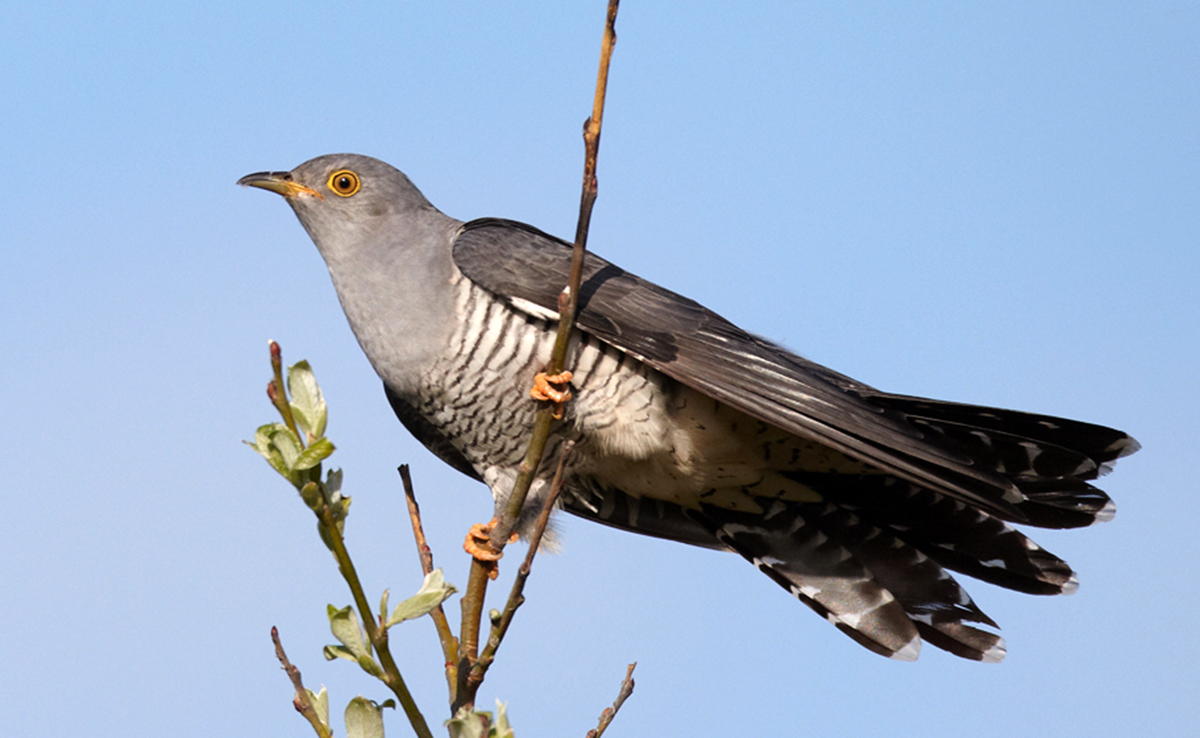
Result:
[3, 2, 1197, 736]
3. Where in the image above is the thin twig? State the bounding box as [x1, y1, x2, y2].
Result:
[319, 504, 435, 738]
[401, 465, 436, 577]
[272, 626, 333, 738]
[399, 464, 460, 701]
[268, 340, 302, 442]
[586, 662, 637, 738]
[265, 346, 432, 736]
[454, 0, 621, 714]
[497, 0, 619, 547]
[468, 442, 575, 694]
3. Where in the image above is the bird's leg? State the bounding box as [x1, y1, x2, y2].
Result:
[530, 370, 573, 419]
[463, 518, 519, 580]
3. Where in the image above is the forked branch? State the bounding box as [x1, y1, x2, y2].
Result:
[453, 0, 623, 714]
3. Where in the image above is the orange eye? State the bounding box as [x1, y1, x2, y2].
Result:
[328, 169, 361, 197]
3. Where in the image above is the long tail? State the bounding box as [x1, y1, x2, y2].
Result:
[870, 394, 1139, 528]
[690, 497, 1006, 662]
[696, 400, 1137, 661]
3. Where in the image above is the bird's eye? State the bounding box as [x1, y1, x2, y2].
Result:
[327, 169, 361, 197]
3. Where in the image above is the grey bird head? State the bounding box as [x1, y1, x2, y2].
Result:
[237, 154, 447, 261]
[238, 154, 465, 395]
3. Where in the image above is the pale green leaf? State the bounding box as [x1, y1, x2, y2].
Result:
[288, 360, 328, 439]
[295, 436, 335, 470]
[248, 424, 297, 482]
[356, 653, 384, 678]
[491, 700, 513, 738]
[385, 569, 458, 628]
[446, 707, 489, 738]
[327, 604, 369, 659]
[326, 468, 343, 498]
[299, 481, 322, 510]
[307, 686, 330, 727]
[268, 424, 303, 469]
[345, 695, 386, 738]
[323, 644, 357, 662]
[247, 425, 275, 459]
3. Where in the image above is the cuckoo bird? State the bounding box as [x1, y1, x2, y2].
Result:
[240, 154, 1138, 662]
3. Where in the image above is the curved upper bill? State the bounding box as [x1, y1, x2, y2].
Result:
[237, 171, 323, 199]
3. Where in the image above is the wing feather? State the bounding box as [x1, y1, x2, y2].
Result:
[452, 219, 1030, 520]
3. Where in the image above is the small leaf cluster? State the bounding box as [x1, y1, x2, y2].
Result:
[447, 701, 514, 738]
[304, 687, 393, 738]
[324, 570, 457, 677]
[246, 357, 347, 545]
[248, 347, 472, 738]
[247, 360, 336, 493]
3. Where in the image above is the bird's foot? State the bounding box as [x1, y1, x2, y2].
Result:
[530, 370, 573, 419]
[463, 518, 519, 580]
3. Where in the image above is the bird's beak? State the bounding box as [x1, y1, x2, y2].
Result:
[237, 171, 324, 199]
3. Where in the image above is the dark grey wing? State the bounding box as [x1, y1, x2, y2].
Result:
[451, 219, 1037, 521]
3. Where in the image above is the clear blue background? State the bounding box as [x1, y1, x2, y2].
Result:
[3, 2, 1196, 736]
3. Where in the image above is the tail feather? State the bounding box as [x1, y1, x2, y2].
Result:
[918, 621, 1007, 663]
[800, 501, 1007, 662]
[789, 473, 1078, 595]
[864, 395, 1136, 530]
[689, 502, 922, 660]
[691, 498, 1011, 661]
[871, 394, 1139, 471]
[1013, 476, 1115, 528]
[904, 415, 1103, 481]
[562, 394, 1137, 661]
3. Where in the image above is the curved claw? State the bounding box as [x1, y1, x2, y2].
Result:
[530, 371, 573, 419]
[463, 519, 519, 580]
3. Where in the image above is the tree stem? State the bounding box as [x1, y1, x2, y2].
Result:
[452, 0, 621, 715]
[320, 505, 434, 738]
[400, 465, 460, 703]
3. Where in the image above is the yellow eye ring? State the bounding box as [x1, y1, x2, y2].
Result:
[328, 169, 361, 197]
